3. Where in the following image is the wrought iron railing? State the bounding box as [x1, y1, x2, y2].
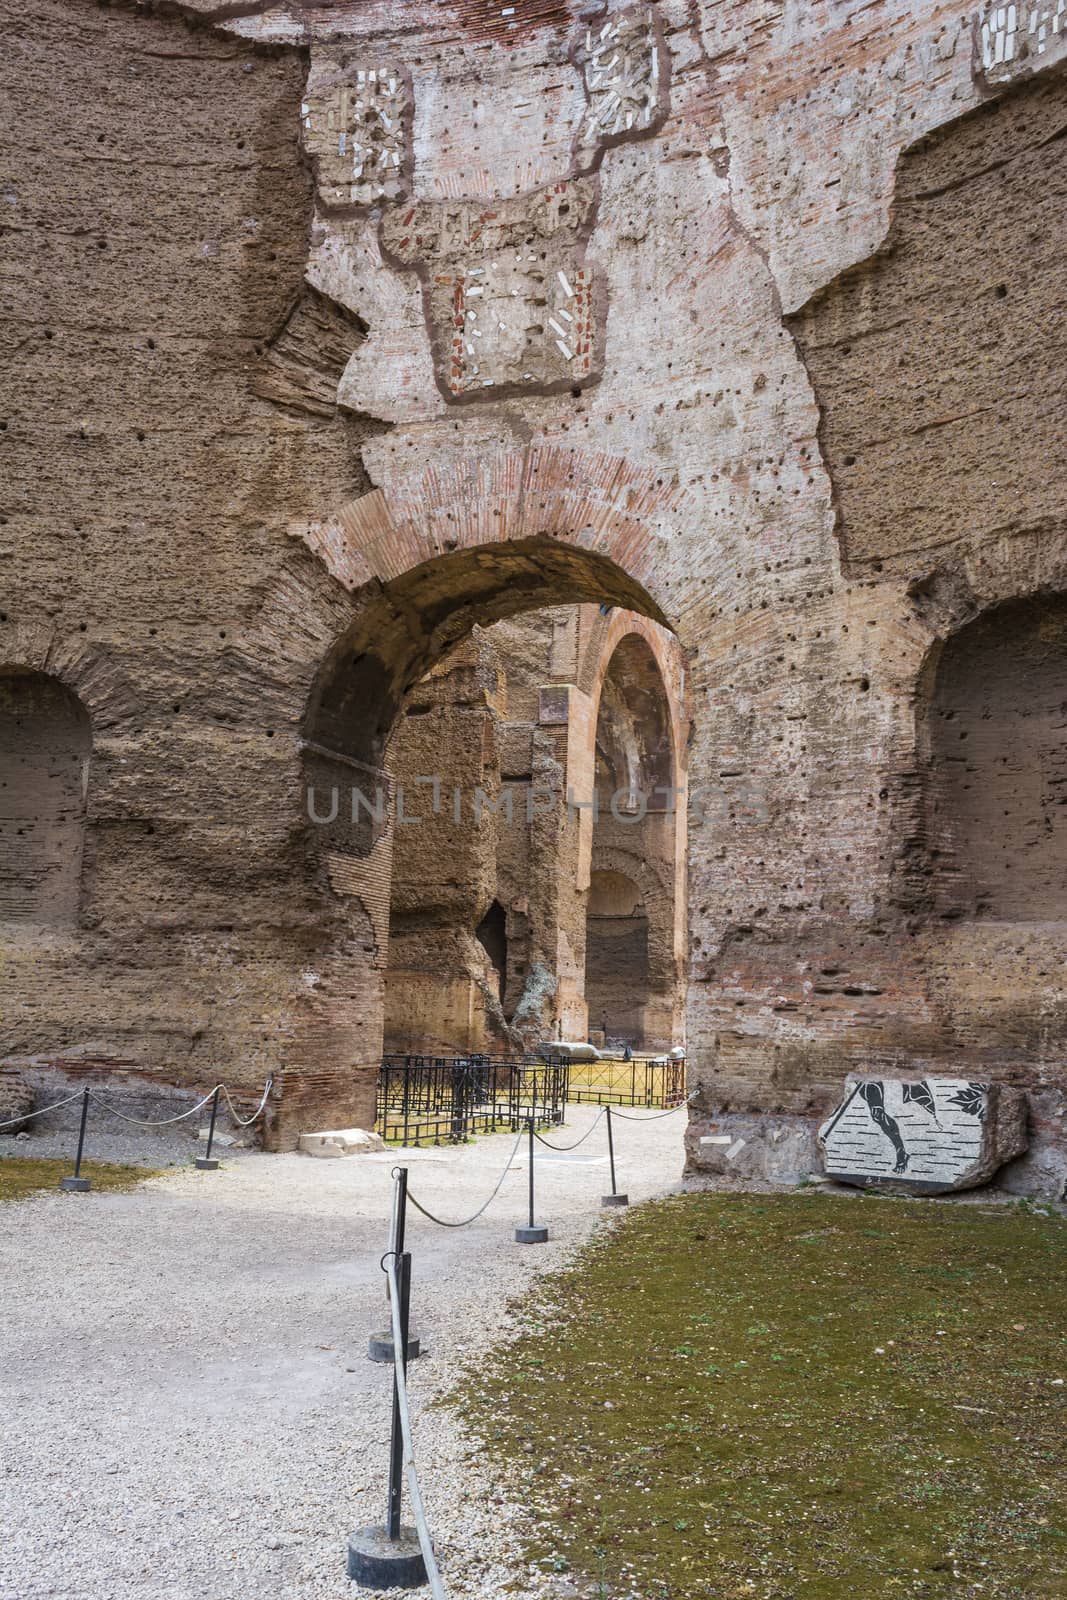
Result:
[376, 1054, 569, 1146]
[544, 1052, 687, 1109]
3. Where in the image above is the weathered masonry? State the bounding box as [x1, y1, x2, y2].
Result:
[2, 0, 1065, 1190]
[384, 606, 687, 1056]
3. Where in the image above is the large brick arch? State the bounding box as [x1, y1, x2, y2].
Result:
[266, 444, 693, 1141]
[293, 443, 685, 615]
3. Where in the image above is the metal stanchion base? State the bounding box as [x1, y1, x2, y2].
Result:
[602, 1193, 629, 1207]
[195, 1157, 220, 1171]
[367, 1331, 422, 1364]
[60, 1177, 91, 1193]
[515, 1224, 549, 1244]
[347, 1525, 426, 1589]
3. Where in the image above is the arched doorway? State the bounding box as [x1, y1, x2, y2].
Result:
[584, 868, 650, 1046]
[583, 630, 686, 1051]
[288, 483, 684, 1139]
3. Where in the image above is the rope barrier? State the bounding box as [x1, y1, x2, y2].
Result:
[383, 1251, 447, 1600]
[87, 1085, 221, 1127]
[533, 1105, 606, 1151]
[221, 1077, 273, 1127]
[405, 1126, 525, 1228]
[0, 1079, 273, 1136]
[0, 1090, 84, 1132]
[610, 1090, 699, 1122]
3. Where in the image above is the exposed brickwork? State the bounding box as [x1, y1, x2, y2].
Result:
[383, 607, 687, 1053]
[4, 0, 1066, 1184]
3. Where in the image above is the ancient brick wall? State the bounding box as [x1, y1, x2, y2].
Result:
[1, 0, 380, 1141]
[4, 0, 1065, 1180]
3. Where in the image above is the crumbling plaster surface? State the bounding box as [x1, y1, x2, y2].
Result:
[4, 0, 1065, 1179]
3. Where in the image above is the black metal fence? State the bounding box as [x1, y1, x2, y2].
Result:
[545, 1052, 687, 1109]
[376, 1054, 569, 1146]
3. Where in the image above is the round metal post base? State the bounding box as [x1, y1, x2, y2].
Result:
[601, 1193, 629, 1207]
[347, 1525, 426, 1589]
[195, 1157, 220, 1171]
[60, 1176, 91, 1193]
[367, 1331, 422, 1364]
[515, 1224, 549, 1244]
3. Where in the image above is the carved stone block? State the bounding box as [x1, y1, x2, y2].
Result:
[819, 1074, 1029, 1195]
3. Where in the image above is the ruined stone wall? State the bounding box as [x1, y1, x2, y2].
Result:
[384, 633, 507, 1053]
[4, 0, 1066, 1178]
[1, 0, 381, 1141]
[384, 603, 687, 1053]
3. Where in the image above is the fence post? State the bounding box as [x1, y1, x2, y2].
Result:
[601, 1104, 628, 1207]
[195, 1085, 222, 1170]
[348, 1170, 427, 1589]
[387, 1248, 412, 1538]
[515, 1116, 548, 1244]
[368, 1166, 421, 1363]
[60, 1087, 92, 1193]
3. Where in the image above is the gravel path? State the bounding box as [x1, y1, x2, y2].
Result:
[0, 1105, 686, 1600]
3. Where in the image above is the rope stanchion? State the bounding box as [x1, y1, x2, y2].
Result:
[515, 1116, 549, 1245]
[347, 1169, 445, 1596]
[601, 1104, 628, 1208]
[405, 1125, 525, 1229]
[532, 1105, 606, 1152]
[195, 1086, 222, 1171]
[60, 1087, 93, 1193]
[368, 1166, 422, 1364]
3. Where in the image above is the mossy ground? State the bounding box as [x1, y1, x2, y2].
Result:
[457, 1191, 1067, 1599]
[0, 1157, 158, 1203]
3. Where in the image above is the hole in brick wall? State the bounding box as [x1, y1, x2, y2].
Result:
[475, 899, 508, 998]
[311, 539, 686, 1058]
[924, 593, 1067, 920]
[0, 671, 91, 926]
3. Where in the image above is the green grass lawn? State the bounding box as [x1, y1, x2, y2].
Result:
[0, 1157, 159, 1204]
[458, 1192, 1067, 1599]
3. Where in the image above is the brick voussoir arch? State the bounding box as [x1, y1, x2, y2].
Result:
[581, 610, 691, 776]
[0, 620, 141, 735]
[297, 443, 689, 620]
